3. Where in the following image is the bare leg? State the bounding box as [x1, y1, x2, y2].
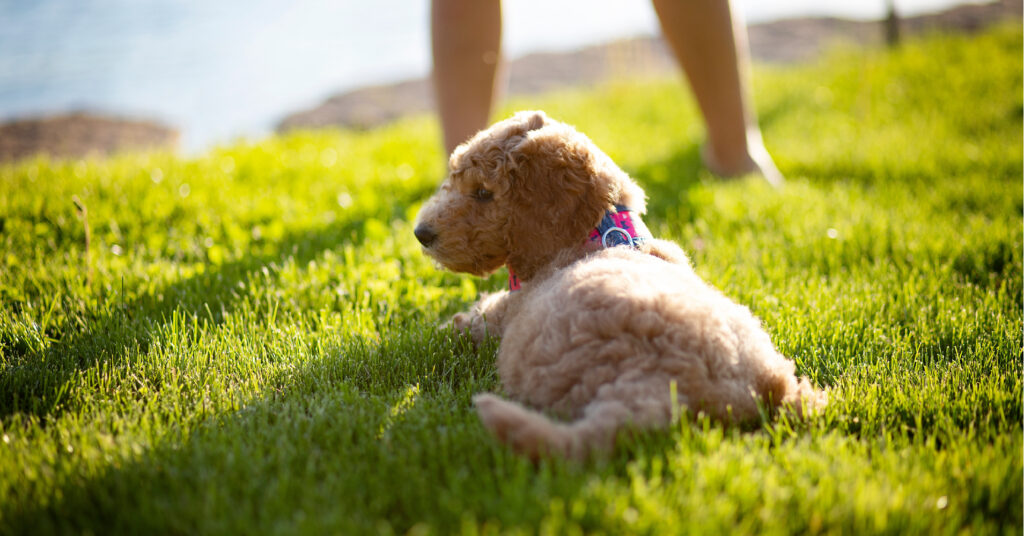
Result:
[431, 0, 504, 155]
[651, 0, 783, 185]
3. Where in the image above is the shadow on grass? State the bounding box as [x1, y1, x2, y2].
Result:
[2, 329, 606, 535]
[0, 209, 408, 421]
[4, 327, 792, 535]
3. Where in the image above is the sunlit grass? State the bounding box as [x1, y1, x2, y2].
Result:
[0, 24, 1020, 534]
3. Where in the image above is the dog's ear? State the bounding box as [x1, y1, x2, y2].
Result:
[512, 110, 548, 132]
[450, 111, 549, 174]
[502, 121, 625, 281]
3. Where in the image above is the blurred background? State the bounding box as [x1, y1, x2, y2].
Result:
[0, 0, 1014, 159]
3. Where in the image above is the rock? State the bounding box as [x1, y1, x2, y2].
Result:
[0, 112, 178, 163]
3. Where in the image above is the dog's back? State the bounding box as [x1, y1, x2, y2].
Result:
[477, 247, 824, 459]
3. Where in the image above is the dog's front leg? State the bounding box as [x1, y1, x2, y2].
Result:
[446, 290, 512, 344]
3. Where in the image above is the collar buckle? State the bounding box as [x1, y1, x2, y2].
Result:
[508, 205, 652, 291]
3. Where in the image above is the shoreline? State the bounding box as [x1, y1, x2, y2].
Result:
[1, 0, 1018, 163]
[277, 0, 1020, 134]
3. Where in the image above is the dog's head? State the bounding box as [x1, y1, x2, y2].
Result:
[414, 111, 646, 281]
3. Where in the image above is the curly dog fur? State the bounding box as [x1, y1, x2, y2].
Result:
[415, 111, 825, 460]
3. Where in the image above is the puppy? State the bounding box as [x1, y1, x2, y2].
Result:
[415, 111, 825, 460]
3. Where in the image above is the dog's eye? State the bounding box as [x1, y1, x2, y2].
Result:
[474, 188, 493, 201]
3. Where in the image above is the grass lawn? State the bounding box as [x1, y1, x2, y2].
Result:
[1, 24, 1021, 535]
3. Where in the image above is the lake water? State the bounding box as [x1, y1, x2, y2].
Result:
[0, 0, 981, 151]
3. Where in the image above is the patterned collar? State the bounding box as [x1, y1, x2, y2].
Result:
[508, 205, 652, 291]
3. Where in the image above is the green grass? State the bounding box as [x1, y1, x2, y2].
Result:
[1, 25, 1021, 535]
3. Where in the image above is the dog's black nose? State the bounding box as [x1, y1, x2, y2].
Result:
[414, 223, 437, 247]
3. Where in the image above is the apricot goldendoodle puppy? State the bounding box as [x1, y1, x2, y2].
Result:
[415, 111, 825, 460]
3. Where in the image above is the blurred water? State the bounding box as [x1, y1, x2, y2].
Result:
[0, 0, 983, 151]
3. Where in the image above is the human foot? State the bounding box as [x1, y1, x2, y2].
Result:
[701, 131, 784, 187]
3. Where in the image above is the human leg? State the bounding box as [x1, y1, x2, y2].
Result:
[431, 0, 503, 155]
[651, 0, 782, 185]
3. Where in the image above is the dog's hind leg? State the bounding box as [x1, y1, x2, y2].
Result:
[474, 382, 672, 460]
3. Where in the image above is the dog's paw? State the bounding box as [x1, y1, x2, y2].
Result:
[473, 393, 570, 460]
[440, 312, 471, 332]
[473, 393, 523, 443]
[450, 312, 473, 332]
[472, 393, 501, 417]
[442, 311, 494, 345]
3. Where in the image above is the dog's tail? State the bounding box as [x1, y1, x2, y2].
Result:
[473, 394, 635, 460]
[473, 377, 827, 460]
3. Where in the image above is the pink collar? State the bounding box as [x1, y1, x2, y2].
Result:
[507, 205, 651, 291]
